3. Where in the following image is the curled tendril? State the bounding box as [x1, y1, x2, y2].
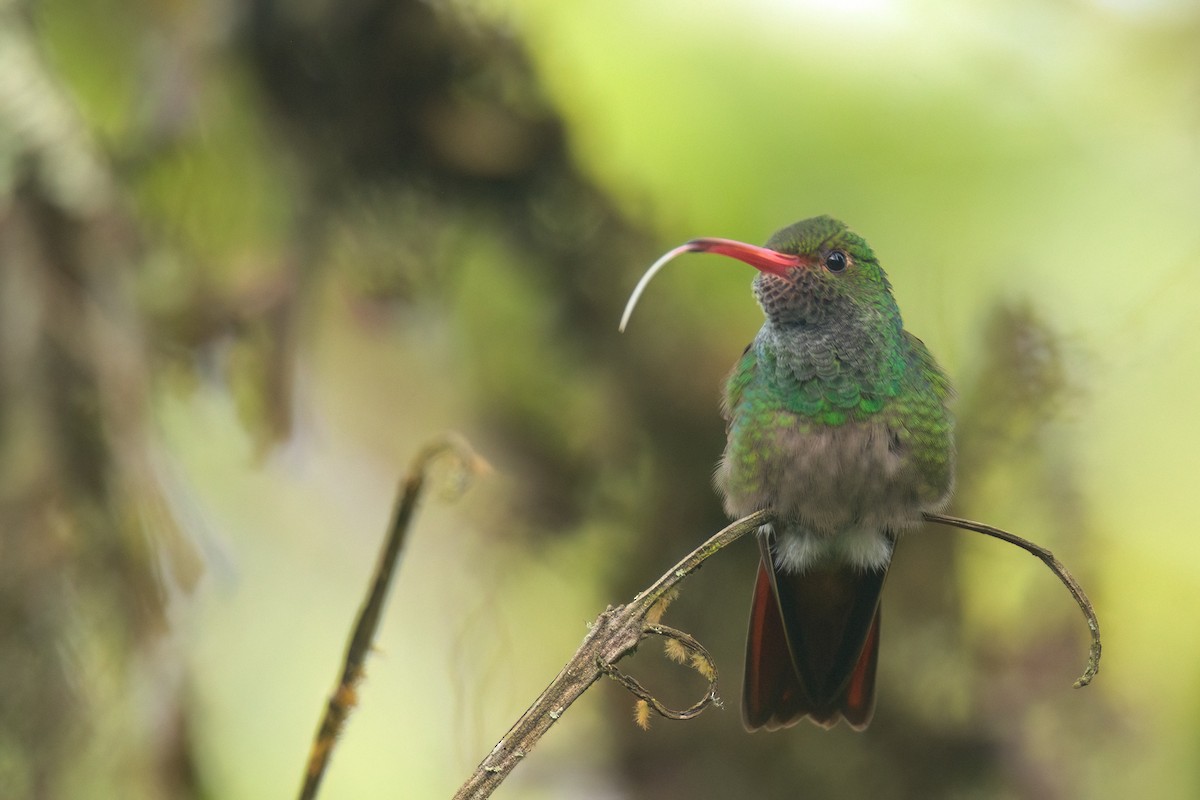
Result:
[598, 624, 721, 723]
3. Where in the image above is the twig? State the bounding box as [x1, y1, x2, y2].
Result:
[297, 434, 489, 800]
[452, 509, 773, 800]
[922, 511, 1101, 687]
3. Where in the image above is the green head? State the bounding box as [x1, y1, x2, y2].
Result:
[754, 216, 897, 330]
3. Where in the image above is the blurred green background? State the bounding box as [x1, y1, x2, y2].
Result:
[2, 0, 1198, 797]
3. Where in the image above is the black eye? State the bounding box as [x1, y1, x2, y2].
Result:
[823, 250, 848, 272]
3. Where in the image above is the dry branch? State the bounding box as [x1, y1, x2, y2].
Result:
[452, 509, 774, 800]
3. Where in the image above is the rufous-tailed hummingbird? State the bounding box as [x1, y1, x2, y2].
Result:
[622, 215, 955, 731]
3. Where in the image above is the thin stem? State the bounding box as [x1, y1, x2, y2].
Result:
[298, 434, 488, 800]
[922, 511, 1101, 687]
[633, 509, 774, 613]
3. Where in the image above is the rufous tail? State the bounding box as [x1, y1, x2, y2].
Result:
[742, 545, 887, 732]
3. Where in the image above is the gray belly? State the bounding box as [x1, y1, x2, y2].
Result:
[714, 418, 943, 571]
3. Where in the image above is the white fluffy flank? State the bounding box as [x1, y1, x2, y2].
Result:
[771, 527, 892, 574]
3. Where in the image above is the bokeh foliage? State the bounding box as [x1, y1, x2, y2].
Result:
[3, 0, 1199, 797]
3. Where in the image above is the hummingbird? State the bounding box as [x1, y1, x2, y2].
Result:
[622, 215, 955, 731]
